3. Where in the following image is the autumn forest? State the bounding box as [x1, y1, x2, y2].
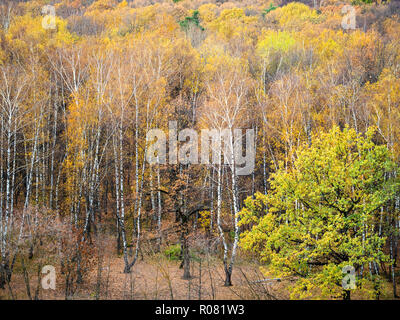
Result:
[0, 0, 400, 301]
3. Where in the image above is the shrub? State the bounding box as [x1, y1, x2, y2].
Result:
[163, 244, 181, 261]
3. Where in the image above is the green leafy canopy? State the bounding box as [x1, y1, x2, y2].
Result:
[239, 126, 399, 299]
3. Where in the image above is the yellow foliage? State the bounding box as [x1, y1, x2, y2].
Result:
[209, 8, 258, 40]
[198, 3, 218, 24]
[276, 2, 321, 28]
[257, 30, 296, 57]
[198, 211, 211, 230]
[6, 13, 76, 53]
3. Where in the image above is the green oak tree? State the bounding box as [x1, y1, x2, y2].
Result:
[239, 126, 399, 299]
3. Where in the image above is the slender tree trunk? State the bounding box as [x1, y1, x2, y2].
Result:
[343, 290, 351, 300]
[216, 161, 229, 286]
[156, 161, 162, 251]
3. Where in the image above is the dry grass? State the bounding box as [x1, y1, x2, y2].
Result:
[0, 246, 286, 300]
